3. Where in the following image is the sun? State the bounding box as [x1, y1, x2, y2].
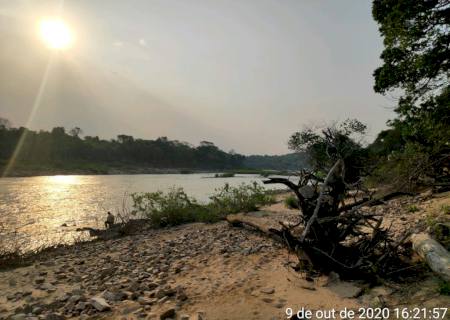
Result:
[39, 18, 74, 50]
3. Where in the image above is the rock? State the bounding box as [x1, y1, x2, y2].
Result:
[11, 314, 26, 320]
[34, 277, 45, 285]
[180, 315, 190, 320]
[274, 302, 285, 308]
[300, 283, 316, 291]
[45, 313, 65, 320]
[68, 295, 82, 304]
[32, 306, 43, 315]
[90, 296, 111, 312]
[75, 302, 87, 311]
[370, 286, 393, 297]
[160, 307, 176, 319]
[102, 291, 116, 302]
[260, 287, 275, 294]
[329, 281, 363, 298]
[41, 283, 56, 292]
[323, 271, 340, 286]
[147, 282, 159, 290]
[158, 296, 169, 304]
[59, 294, 70, 302]
[137, 296, 154, 305]
[121, 302, 142, 315]
[177, 291, 188, 301]
[197, 311, 206, 320]
[261, 297, 274, 303]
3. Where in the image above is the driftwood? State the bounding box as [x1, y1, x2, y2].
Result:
[226, 213, 282, 236]
[76, 219, 150, 240]
[411, 233, 450, 281]
[227, 155, 415, 279]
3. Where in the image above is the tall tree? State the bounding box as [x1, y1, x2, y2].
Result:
[288, 119, 367, 182]
[373, 0, 449, 108]
[372, 0, 450, 183]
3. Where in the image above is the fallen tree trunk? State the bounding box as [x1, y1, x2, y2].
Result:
[411, 233, 450, 282]
[226, 213, 280, 236]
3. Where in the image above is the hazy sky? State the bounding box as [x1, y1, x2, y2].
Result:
[0, 0, 395, 155]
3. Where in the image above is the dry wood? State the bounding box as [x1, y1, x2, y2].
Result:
[411, 233, 450, 281]
[249, 156, 415, 279]
[300, 159, 343, 241]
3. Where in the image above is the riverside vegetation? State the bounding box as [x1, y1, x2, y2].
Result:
[0, 182, 275, 268]
[130, 182, 275, 228]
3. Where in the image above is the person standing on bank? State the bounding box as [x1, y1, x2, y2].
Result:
[105, 211, 115, 229]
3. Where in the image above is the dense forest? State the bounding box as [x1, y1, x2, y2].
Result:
[243, 153, 307, 171]
[0, 121, 304, 176]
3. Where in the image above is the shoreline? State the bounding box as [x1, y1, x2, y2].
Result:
[0, 166, 289, 178]
[1, 193, 449, 319]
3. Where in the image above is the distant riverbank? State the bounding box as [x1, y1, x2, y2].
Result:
[1, 164, 193, 178]
[0, 162, 293, 178]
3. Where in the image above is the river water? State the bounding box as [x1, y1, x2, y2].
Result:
[0, 173, 282, 252]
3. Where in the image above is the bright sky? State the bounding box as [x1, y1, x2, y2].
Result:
[0, 0, 395, 155]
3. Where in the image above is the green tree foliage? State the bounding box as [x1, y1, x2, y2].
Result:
[131, 182, 275, 227]
[0, 124, 245, 173]
[371, 0, 450, 184]
[288, 119, 368, 182]
[243, 153, 308, 171]
[373, 0, 449, 103]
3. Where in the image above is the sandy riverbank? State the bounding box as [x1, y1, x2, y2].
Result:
[1, 193, 449, 320]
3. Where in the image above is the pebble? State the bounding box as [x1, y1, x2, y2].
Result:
[160, 307, 176, 319]
[260, 287, 275, 294]
[1, 222, 285, 319]
[90, 296, 111, 311]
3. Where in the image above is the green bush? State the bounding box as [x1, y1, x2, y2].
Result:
[284, 194, 299, 209]
[131, 188, 212, 227]
[367, 142, 435, 190]
[131, 182, 275, 227]
[208, 182, 275, 216]
[438, 280, 450, 295]
[408, 205, 419, 213]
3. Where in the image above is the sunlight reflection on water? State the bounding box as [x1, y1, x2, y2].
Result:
[0, 173, 283, 252]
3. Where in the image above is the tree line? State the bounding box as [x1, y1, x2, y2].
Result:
[0, 122, 304, 175]
[0, 124, 246, 172]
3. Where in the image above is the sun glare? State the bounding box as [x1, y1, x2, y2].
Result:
[39, 18, 74, 50]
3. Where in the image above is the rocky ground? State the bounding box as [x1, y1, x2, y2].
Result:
[1, 192, 449, 320]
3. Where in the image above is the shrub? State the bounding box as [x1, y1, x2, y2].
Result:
[408, 205, 419, 213]
[208, 182, 275, 216]
[131, 182, 275, 228]
[367, 142, 435, 190]
[438, 280, 450, 296]
[284, 194, 299, 209]
[131, 188, 212, 227]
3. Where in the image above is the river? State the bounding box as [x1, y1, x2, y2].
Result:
[0, 173, 283, 252]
